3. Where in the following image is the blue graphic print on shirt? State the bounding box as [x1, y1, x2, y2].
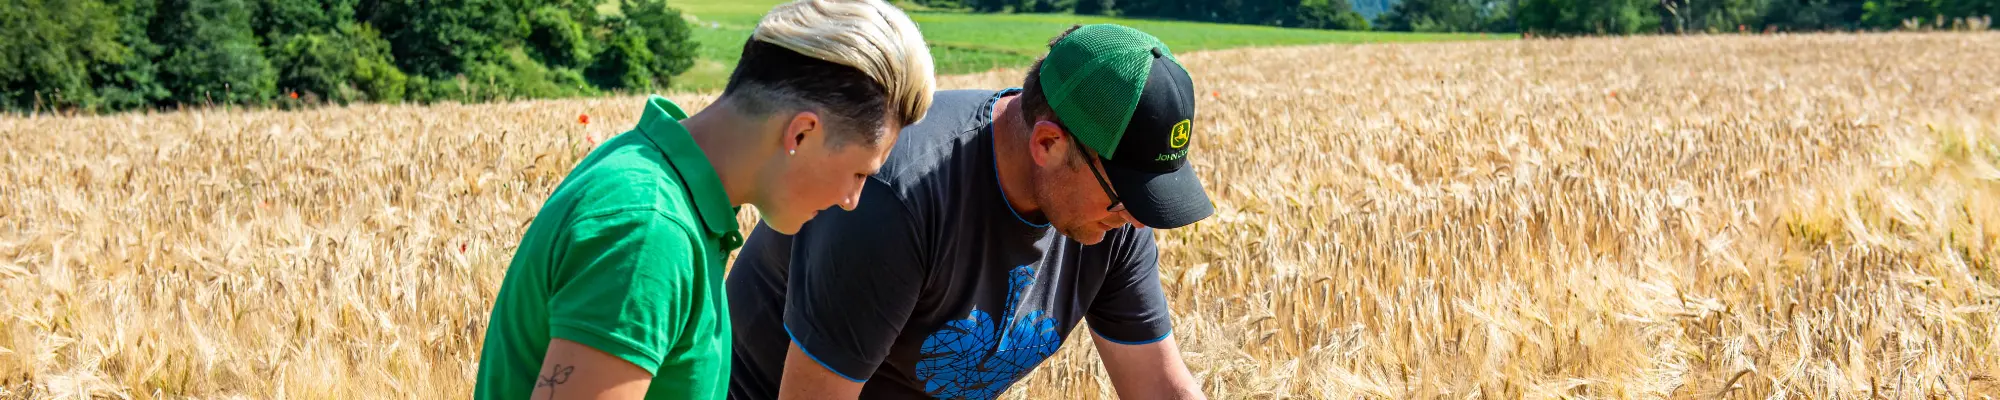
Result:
[914, 266, 1062, 399]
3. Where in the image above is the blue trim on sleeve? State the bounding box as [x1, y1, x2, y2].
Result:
[782, 324, 868, 383]
[1090, 325, 1173, 346]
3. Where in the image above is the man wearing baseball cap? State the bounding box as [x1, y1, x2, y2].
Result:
[726, 24, 1211, 399]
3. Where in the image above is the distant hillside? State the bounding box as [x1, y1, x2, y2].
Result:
[1353, 0, 1398, 20]
[670, 0, 1495, 91]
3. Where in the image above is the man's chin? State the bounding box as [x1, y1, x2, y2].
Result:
[1059, 226, 1109, 246]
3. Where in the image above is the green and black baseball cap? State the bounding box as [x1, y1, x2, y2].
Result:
[1041, 24, 1212, 229]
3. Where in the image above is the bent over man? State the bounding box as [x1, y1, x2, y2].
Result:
[729, 24, 1212, 400]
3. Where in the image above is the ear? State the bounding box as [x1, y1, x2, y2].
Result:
[783, 111, 821, 154]
[1027, 120, 1069, 168]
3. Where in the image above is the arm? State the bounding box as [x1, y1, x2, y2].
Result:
[1087, 227, 1203, 398]
[771, 179, 928, 399]
[539, 212, 700, 398]
[1094, 333, 1204, 400]
[777, 342, 865, 400]
[530, 338, 653, 399]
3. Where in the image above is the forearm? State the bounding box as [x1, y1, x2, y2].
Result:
[778, 342, 866, 400]
[1108, 356, 1203, 399]
[1095, 333, 1205, 400]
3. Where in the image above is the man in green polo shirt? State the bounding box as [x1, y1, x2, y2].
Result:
[473, 1, 937, 398]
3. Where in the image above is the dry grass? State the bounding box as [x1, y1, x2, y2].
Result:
[4, 32, 2000, 399]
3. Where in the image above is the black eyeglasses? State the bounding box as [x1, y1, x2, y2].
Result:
[1069, 134, 1125, 213]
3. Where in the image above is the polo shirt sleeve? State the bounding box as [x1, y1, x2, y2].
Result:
[546, 210, 700, 374]
[1085, 227, 1175, 345]
[782, 179, 927, 382]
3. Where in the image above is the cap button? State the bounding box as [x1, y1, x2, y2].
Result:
[1151, 47, 1165, 58]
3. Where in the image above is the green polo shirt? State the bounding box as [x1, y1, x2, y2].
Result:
[475, 95, 744, 399]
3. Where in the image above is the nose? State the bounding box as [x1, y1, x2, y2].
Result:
[838, 180, 864, 211]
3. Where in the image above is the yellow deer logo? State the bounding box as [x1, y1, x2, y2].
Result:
[1169, 119, 1191, 149]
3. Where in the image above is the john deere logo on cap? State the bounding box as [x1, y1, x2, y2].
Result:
[1169, 119, 1191, 149]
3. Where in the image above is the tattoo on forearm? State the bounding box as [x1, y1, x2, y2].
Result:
[537, 364, 576, 399]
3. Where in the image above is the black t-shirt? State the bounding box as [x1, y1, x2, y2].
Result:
[726, 89, 1174, 399]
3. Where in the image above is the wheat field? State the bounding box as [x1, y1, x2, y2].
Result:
[4, 33, 2000, 399]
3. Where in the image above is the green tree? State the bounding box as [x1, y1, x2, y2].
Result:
[1377, 0, 1488, 32]
[1860, 0, 1933, 27]
[1519, 0, 1658, 34]
[908, 0, 968, 8]
[157, 0, 276, 106]
[585, 0, 696, 90]
[527, 5, 595, 69]
[966, 0, 1009, 12]
[360, 0, 523, 78]
[1352, 0, 1398, 18]
[1110, 0, 1177, 19]
[256, 0, 331, 40]
[1662, 0, 1766, 33]
[0, 0, 127, 111]
[1110, 0, 1308, 26]
[621, 0, 697, 85]
[1938, 0, 2000, 21]
[271, 23, 406, 103]
[92, 0, 168, 111]
[1015, 0, 1061, 12]
[586, 23, 655, 91]
[1856, 0, 1998, 29]
[1299, 0, 1373, 29]
[1761, 0, 1867, 30]
[1074, 0, 1109, 14]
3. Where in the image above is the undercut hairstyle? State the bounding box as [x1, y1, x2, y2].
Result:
[719, 0, 936, 148]
[1019, 24, 1087, 165]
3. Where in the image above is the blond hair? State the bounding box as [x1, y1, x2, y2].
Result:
[752, 0, 936, 127]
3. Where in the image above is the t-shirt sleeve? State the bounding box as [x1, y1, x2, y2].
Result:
[1085, 227, 1175, 345]
[783, 179, 927, 382]
[546, 210, 700, 374]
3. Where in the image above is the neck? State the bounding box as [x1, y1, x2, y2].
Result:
[680, 103, 772, 207]
[990, 94, 1045, 222]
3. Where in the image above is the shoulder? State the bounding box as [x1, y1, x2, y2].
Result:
[568, 208, 700, 242]
[556, 138, 704, 235]
[868, 89, 1000, 208]
[874, 89, 996, 180]
[1102, 226, 1159, 264]
[920, 89, 1002, 125]
[559, 208, 707, 275]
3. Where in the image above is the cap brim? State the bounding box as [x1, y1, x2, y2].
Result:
[1105, 163, 1212, 229]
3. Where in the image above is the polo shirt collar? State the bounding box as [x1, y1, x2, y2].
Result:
[636, 95, 744, 250]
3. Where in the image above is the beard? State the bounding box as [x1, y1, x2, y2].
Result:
[1030, 165, 1112, 245]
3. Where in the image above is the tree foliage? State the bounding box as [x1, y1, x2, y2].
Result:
[1376, 0, 1508, 32]
[3, 0, 699, 113]
[961, 0, 1998, 35]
